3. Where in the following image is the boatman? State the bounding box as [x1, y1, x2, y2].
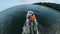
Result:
[29, 13, 35, 22]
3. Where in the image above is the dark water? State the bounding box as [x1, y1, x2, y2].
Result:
[0, 5, 60, 34]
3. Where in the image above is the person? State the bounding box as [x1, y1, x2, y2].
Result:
[29, 14, 35, 22]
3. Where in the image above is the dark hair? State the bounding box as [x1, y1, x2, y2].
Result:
[32, 14, 33, 15]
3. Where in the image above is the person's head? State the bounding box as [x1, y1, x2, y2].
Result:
[32, 14, 33, 15]
[28, 11, 34, 16]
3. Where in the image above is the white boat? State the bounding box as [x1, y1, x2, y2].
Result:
[22, 11, 39, 34]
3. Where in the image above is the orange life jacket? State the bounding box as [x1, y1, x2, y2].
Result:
[29, 15, 35, 22]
